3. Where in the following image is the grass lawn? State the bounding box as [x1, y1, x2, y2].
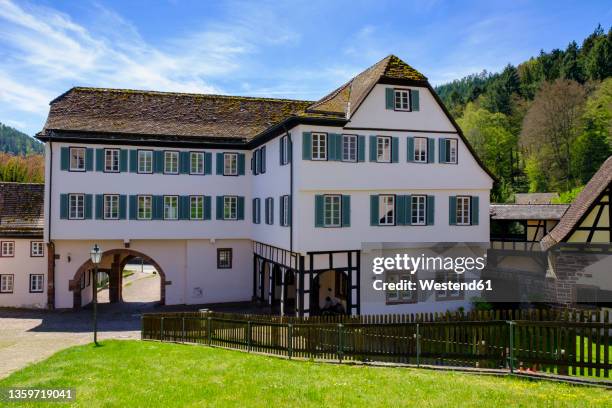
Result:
[1, 341, 610, 407]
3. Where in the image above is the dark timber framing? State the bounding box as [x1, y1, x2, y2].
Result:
[564, 185, 611, 243]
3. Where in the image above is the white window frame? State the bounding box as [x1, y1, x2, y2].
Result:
[379, 195, 395, 226]
[312, 133, 327, 161]
[411, 195, 426, 226]
[30, 274, 44, 293]
[385, 271, 416, 304]
[394, 89, 411, 111]
[69, 147, 86, 171]
[282, 195, 290, 226]
[445, 139, 458, 164]
[190, 196, 204, 220]
[224, 153, 238, 176]
[456, 196, 471, 226]
[104, 148, 120, 173]
[0, 274, 14, 293]
[1, 241, 14, 257]
[342, 134, 357, 162]
[224, 196, 237, 220]
[138, 150, 153, 174]
[414, 137, 428, 163]
[164, 196, 178, 220]
[376, 136, 391, 163]
[104, 194, 119, 220]
[436, 270, 463, 300]
[69, 194, 85, 220]
[164, 151, 179, 174]
[323, 195, 341, 227]
[190, 152, 204, 175]
[138, 195, 152, 220]
[30, 241, 44, 257]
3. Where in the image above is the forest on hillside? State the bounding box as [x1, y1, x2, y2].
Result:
[0, 122, 44, 183]
[436, 25, 612, 202]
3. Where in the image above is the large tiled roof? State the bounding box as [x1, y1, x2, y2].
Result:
[0, 182, 44, 237]
[307, 55, 427, 116]
[541, 156, 612, 250]
[490, 204, 569, 220]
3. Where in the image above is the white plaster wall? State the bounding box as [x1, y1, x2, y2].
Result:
[0, 239, 47, 308]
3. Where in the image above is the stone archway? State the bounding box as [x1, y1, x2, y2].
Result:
[69, 248, 167, 310]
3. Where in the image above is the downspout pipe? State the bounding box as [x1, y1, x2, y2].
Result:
[47, 139, 54, 309]
[282, 125, 293, 253]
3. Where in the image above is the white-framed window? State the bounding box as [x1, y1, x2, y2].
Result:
[224, 153, 238, 176]
[138, 150, 153, 174]
[224, 196, 237, 220]
[436, 270, 463, 300]
[138, 196, 152, 220]
[190, 152, 204, 175]
[164, 196, 178, 220]
[281, 195, 290, 226]
[385, 272, 416, 304]
[29, 274, 44, 293]
[104, 149, 120, 172]
[312, 133, 327, 160]
[217, 248, 232, 269]
[379, 195, 395, 225]
[323, 195, 341, 227]
[342, 134, 357, 162]
[414, 137, 427, 163]
[411, 195, 426, 225]
[456, 196, 471, 225]
[70, 147, 86, 171]
[69, 194, 85, 220]
[445, 139, 458, 164]
[394, 89, 410, 111]
[376, 136, 391, 163]
[280, 135, 290, 165]
[30, 241, 44, 257]
[1, 241, 14, 257]
[164, 151, 179, 174]
[0, 274, 14, 293]
[104, 194, 119, 220]
[190, 196, 204, 220]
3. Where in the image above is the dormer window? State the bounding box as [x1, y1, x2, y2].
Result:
[394, 89, 410, 111]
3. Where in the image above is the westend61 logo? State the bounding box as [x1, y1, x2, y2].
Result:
[371, 254, 492, 292]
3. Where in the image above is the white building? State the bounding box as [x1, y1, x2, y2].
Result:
[32, 55, 493, 314]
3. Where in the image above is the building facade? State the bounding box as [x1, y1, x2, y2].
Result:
[34, 55, 493, 314]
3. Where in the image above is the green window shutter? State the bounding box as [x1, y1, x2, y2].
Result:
[449, 196, 457, 225]
[370, 195, 379, 226]
[60, 147, 69, 171]
[84, 194, 93, 219]
[410, 90, 420, 111]
[129, 195, 137, 220]
[260, 148, 266, 173]
[397, 195, 407, 226]
[180, 152, 190, 174]
[119, 150, 128, 172]
[287, 137, 292, 163]
[252, 198, 257, 223]
[391, 137, 399, 163]
[358, 135, 365, 162]
[216, 153, 224, 175]
[237, 197, 245, 220]
[95, 194, 104, 220]
[204, 196, 211, 220]
[426, 195, 435, 225]
[302, 132, 312, 160]
[264, 198, 269, 224]
[95, 149, 105, 172]
[179, 196, 190, 219]
[85, 148, 94, 171]
[439, 139, 447, 163]
[129, 150, 137, 173]
[216, 196, 224, 220]
[60, 194, 69, 219]
[279, 137, 285, 165]
[119, 195, 127, 219]
[287, 196, 292, 226]
[407, 137, 414, 162]
[238, 153, 246, 175]
[385, 88, 394, 109]
[427, 138, 435, 163]
[154, 151, 164, 173]
[204, 152, 212, 175]
[279, 196, 284, 226]
[332, 134, 342, 161]
[341, 195, 350, 227]
[405, 195, 412, 225]
[269, 198, 274, 224]
[471, 196, 479, 225]
[314, 195, 324, 228]
[328, 134, 337, 161]
[153, 196, 164, 220]
[369, 136, 377, 162]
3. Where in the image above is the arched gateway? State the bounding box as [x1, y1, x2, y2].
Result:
[69, 248, 167, 310]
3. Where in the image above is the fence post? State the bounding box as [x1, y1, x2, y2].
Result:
[181, 317, 186, 343]
[160, 317, 164, 342]
[247, 321, 252, 352]
[140, 315, 144, 340]
[208, 317, 212, 346]
[288, 324, 293, 360]
[338, 323, 344, 363]
[416, 323, 421, 367]
[508, 321, 515, 373]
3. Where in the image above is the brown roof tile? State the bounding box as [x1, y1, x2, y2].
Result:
[0, 182, 44, 237]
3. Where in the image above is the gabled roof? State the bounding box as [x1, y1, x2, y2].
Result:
[0, 182, 44, 238]
[541, 156, 612, 250]
[515, 193, 559, 205]
[307, 55, 427, 117]
[490, 204, 569, 220]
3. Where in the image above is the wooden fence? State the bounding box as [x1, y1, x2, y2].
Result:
[141, 309, 611, 378]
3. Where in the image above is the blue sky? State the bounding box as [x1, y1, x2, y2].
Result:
[0, 0, 610, 136]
